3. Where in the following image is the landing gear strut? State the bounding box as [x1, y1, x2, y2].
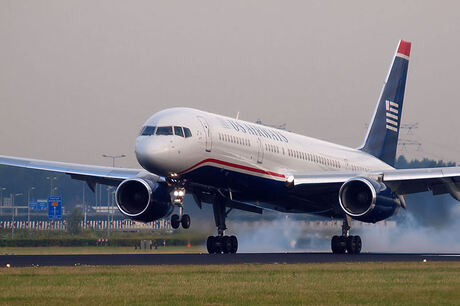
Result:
[170, 188, 190, 229]
[331, 215, 362, 254]
[206, 197, 238, 254]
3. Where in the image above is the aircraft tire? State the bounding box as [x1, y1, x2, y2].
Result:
[346, 235, 356, 254]
[207, 236, 216, 254]
[331, 235, 346, 254]
[222, 236, 231, 254]
[229, 235, 238, 254]
[346, 235, 362, 254]
[353, 236, 362, 254]
[171, 214, 180, 229]
[181, 214, 191, 229]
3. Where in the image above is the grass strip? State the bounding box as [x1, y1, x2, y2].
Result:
[0, 262, 459, 305]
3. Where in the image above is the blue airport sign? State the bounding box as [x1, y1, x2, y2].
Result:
[48, 196, 62, 220]
[29, 199, 48, 211]
[38, 200, 48, 211]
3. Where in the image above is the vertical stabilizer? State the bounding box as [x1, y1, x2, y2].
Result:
[359, 40, 411, 167]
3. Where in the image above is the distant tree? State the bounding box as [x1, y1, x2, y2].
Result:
[396, 155, 456, 169]
[67, 207, 83, 235]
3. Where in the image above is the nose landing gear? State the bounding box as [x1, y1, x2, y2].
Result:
[170, 213, 190, 229]
[331, 216, 362, 254]
[170, 188, 191, 229]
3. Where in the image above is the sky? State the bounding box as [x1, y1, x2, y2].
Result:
[1, 0, 460, 168]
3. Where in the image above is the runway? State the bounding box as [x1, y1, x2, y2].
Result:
[2, 252, 460, 267]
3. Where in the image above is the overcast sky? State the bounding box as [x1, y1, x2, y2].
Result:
[1, 0, 460, 168]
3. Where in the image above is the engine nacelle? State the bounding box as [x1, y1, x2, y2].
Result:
[338, 177, 400, 223]
[115, 178, 173, 222]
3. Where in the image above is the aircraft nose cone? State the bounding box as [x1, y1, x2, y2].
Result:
[135, 137, 172, 176]
[135, 138, 150, 166]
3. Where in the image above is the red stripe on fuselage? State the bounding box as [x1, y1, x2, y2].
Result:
[178, 158, 286, 179]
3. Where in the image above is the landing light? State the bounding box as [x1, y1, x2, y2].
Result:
[286, 175, 295, 185]
[172, 188, 186, 205]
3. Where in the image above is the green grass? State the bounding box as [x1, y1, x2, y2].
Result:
[1, 262, 460, 305]
[0, 245, 205, 255]
[0, 228, 207, 247]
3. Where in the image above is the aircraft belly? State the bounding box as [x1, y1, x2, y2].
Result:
[182, 164, 338, 216]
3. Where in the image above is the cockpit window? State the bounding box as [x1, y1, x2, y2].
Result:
[183, 127, 192, 138]
[156, 126, 173, 135]
[140, 126, 156, 136]
[174, 126, 184, 137]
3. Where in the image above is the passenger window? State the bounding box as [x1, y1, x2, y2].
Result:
[140, 126, 156, 136]
[174, 126, 184, 137]
[183, 127, 192, 138]
[156, 126, 173, 135]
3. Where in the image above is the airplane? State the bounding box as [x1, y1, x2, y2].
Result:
[2, 40, 460, 255]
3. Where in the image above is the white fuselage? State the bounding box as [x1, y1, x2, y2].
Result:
[135, 107, 393, 183]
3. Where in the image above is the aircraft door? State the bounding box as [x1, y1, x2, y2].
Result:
[197, 116, 212, 152]
[257, 138, 264, 164]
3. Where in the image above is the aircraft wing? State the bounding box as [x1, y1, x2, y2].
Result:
[0, 155, 158, 189]
[293, 167, 460, 200]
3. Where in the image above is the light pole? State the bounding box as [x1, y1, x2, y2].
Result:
[46, 176, 57, 196]
[27, 187, 35, 224]
[0, 187, 6, 216]
[12, 193, 23, 239]
[82, 182, 87, 226]
[106, 186, 113, 237]
[102, 154, 126, 167]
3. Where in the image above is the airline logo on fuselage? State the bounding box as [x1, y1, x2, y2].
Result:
[385, 100, 399, 132]
[220, 119, 289, 143]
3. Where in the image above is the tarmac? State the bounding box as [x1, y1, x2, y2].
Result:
[1, 253, 460, 267]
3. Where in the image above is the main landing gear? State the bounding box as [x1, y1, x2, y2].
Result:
[331, 216, 362, 254]
[170, 188, 190, 229]
[206, 197, 238, 254]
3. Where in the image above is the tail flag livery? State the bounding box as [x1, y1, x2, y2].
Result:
[360, 40, 411, 167]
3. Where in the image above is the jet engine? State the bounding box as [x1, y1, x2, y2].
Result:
[115, 178, 173, 222]
[338, 177, 400, 223]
